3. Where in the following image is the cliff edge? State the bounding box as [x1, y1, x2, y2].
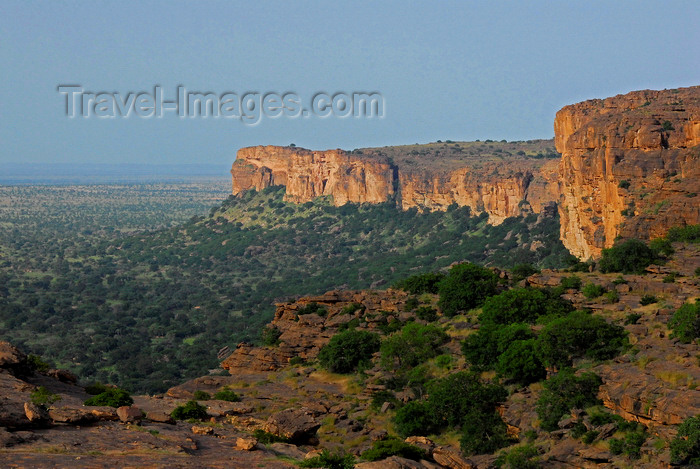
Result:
[555, 86, 700, 259]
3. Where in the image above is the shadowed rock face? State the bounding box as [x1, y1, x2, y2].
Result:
[555, 86, 700, 259]
[231, 144, 560, 226]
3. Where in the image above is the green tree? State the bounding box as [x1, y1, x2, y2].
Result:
[669, 300, 700, 343]
[394, 272, 445, 294]
[496, 339, 546, 385]
[437, 263, 499, 316]
[380, 323, 448, 372]
[670, 416, 700, 466]
[318, 330, 380, 373]
[84, 388, 133, 408]
[598, 239, 656, 274]
[171, 400, 208, 420]
[536, 369, 602, 431]
[536, 311, 627, 368]
[480, 287, 571, 325]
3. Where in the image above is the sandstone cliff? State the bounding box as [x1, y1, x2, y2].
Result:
[555, 86, 700, 259]
[231, 141, 560, 225]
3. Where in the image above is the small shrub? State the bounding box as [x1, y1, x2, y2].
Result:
[261, 325, 282, 346]
[211, 387, 238, 401]
[370, 390, 400, 411]
[662, 120, 675, 131]
[624, 313, 642, 325]
[30, 386, 61, 407]
[404, 297, 420, 311]
[171, 400, 208, 420]
[666, 224, 700, 243]
[612, 276, 628, 285]
[639, 294, 658, 306]
[193, 390, 211, 400]
[618, 180, 631, 189]
[299, 450, 355, 469]
[297, 302, 328, 317]
[609, 438, 625, 455]
[581, 430, 599, 444]
[415, 306, 438, 322]
[459, 410, 513, 455]
[649, 238, 674, 256]
[84, 388, 132, 408]
[603, 290, 619, 304]
[510, 264, 540, 282]
[435, 354, 453, 369]
[252, 429, 290, 444]
[360, 437, 426, 462]
[319, 330, 380, 373]
[289, 356, 305, 366]
[582, 283, 606, 299]
[663, 272, 678, 283]
[341, 302, 364, 315]
[494, 443, 540, 468]
[27, 354, 50, 373]
[393, 401, 437, 437]
[560, 276, 582, 290]
[670, 416, 700, 466]
[669, 300, 700, 343]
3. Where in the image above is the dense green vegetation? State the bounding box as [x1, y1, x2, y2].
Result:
[670, 416, 700, 466]
[669, 300, 700, 344]
[535, 369, 603, 431]
[84, 388, 133, 408]
[0, 185, 569, 392]
[318, 330, 381, 373]
[170, 400, 208, 420]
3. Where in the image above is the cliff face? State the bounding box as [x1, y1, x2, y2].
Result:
[555, 86, 700, 259]
[231, 143, 559, 225]
[232, 146, 395, 205]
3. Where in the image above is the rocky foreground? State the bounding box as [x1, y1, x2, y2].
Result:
[1, 244, 698, 468]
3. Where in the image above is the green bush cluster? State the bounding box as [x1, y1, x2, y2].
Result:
[670, 416, 700, 466]
[360, 437, 426, 461]
[318, 330, 381, 373]
[84, 387, 133, 408]
[394, 272, 445, 294]
[380, 323, 448, 373]
[393, 372, 511, 455]
[30, 386, 61, 407]
[669, 300, 700, 343]
[261, 325, 282, 346]
[213, 388, 240, 402]
[599, 239, 656, 274]
[536, 369, 602, 431]
[479, 287, 572, 325]
[560, 276, 582, 290]
[297, 302, 328, 317]
[299, 450, 355, 469]
[171, 400, 208, 420]
[437, 263, 500, 316]
[252, 429, 290, 444]
[582, 283, 606, 299]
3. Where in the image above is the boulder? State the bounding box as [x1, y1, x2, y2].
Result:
[432, 446, 474, 469]
[191, 425, 214, 435]
[23, 402, 48, 422]
[49, 406, 98, 424]
[0, 342, 27, 374]
[263, 407, 320, 442]
[235, 437, 258, 451]
[268, 442, 306, 459]
[116, 405, 144, 423]
[355, 456, 428, 469]
[47, 369, 78, 384]
[146, 411, 175, 424]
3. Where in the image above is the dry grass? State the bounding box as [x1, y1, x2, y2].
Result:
[654, 370, 695, 388]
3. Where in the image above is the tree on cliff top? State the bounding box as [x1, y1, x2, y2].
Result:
[598, 239, 656, 274]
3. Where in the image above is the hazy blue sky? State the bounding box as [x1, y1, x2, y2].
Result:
[1, 1, 698, 165]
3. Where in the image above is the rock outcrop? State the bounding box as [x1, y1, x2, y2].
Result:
[555, 86, 700, 259]
[231, 142, 560, 225]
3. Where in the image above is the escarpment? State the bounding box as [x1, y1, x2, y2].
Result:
[555, 86, 700, 259]
[231, 141, 560, 225]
